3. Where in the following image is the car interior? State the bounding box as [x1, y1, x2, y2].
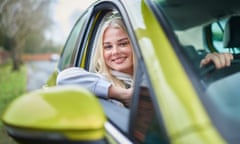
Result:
[173, 14, 240, 142]
[203, 15, 240, 136]
[178, 15, 240, 85]
[203, 16, 240, 84]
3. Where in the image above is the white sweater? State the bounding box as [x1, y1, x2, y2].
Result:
[56, 67, 133, 98]
[56, 67, 111, 98]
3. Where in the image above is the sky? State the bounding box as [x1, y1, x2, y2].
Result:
[47, 0, 95, 45]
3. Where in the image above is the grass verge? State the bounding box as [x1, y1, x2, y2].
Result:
[0, 63, 27, 144]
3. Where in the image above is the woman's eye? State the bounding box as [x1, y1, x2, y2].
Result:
[104, 45, 112, 49]
[119, 41, 129, 47]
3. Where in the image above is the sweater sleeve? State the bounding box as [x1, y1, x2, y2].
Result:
[56, 67, 111, 98]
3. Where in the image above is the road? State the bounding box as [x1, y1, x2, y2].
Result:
[26, 60, 57, 91]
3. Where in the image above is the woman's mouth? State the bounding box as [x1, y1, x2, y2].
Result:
[112, 57, 126, 64]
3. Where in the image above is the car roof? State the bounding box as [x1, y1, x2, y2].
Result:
[94, 0, 240, 30]
[157, 0, 240, 30]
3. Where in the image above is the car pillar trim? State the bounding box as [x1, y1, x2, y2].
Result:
[104, 122, 132, 144]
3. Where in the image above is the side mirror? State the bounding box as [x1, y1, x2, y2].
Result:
[2, 86, 106, 144]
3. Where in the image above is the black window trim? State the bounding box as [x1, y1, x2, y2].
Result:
[73, 7, 94, 68]
[83, 10, 111, 70]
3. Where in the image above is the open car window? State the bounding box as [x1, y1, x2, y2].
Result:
[88, 11, 120, 72]
[85, 10, 133, 135]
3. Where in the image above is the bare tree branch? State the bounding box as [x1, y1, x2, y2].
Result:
[0, 0, 55, 70]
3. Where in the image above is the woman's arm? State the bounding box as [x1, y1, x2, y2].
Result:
[108, 86, 132, 107]
[56, 67, 111, 98]
[56, 67, 133, 106]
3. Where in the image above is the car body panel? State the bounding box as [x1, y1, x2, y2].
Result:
[45, 70, 58, 87]
[2, 86, 106, 141]
[124, 1, 225, 143]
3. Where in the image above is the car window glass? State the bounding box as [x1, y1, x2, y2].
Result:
[211, 18, 240, 54]
[129, 63, 168, 143]
[176, 26, 205, 51]
[211, 20, 226, 52]
[58, 12, 88, 70]
[152, 1, 240, 141]
[175, 26, 208, 74]
[154, 1, 240, 81]
[171, 16, 240, 83]
[132, 86, 168, 143]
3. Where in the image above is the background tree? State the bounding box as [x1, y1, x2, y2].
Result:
[24, 32, 61, 54]
[0, 0, 55, 71]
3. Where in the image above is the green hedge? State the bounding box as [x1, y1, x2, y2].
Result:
[0, 63, 26, 144]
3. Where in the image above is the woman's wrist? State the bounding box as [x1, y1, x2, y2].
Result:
[108, 85, 121, 100]
[108, 85, 132, 106]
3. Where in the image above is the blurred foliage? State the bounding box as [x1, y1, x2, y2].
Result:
[0, 0, 57, 71]
[0, 63, 26, 144]
[0, 63, 26, 125]
[24, 32, 62, 54]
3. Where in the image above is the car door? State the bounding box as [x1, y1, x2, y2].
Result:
[65, 0, 173, 142]
[74, 1, 172, 143]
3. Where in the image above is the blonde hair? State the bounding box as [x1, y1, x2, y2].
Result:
[93, 17, 136, 88]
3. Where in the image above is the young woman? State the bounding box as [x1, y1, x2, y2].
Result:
[57, 16, 135, 107]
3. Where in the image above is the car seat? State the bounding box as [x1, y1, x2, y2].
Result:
[223, 15, 240, 54]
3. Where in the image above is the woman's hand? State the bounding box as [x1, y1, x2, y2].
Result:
[108, 85, 133, 107]
[200, 52, 233, 69]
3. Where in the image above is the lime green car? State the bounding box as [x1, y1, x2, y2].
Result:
[3, 0, 240, 143]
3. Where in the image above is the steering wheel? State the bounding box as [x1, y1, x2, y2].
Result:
[200, 62, 216, 76]
[200, 58, 240, 83]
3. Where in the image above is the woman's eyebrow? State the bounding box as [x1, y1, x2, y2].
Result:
[118, 37, 129, 42]
[103, 38, 129, 44]
[103, 42, 111, 45]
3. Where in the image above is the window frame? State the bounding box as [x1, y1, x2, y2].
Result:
[76, 0, 134, 141]
[57, 10, 92, 71]
[128, 60, 170, 143]
[70, 0, 170, 143]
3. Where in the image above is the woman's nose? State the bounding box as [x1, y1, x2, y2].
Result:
[112, 46, 120, 55]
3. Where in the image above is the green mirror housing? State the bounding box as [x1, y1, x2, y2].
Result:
[2, 86, 106, 143]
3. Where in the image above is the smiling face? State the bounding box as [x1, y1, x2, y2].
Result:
[102, 27, 133, 75]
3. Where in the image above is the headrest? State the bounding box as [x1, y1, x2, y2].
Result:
[223, 16, 240, 48]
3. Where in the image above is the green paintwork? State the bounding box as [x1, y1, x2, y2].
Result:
[2, 86, 106, 140]
[45, 70, 58, 87]
[124, 0, 225, 143]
